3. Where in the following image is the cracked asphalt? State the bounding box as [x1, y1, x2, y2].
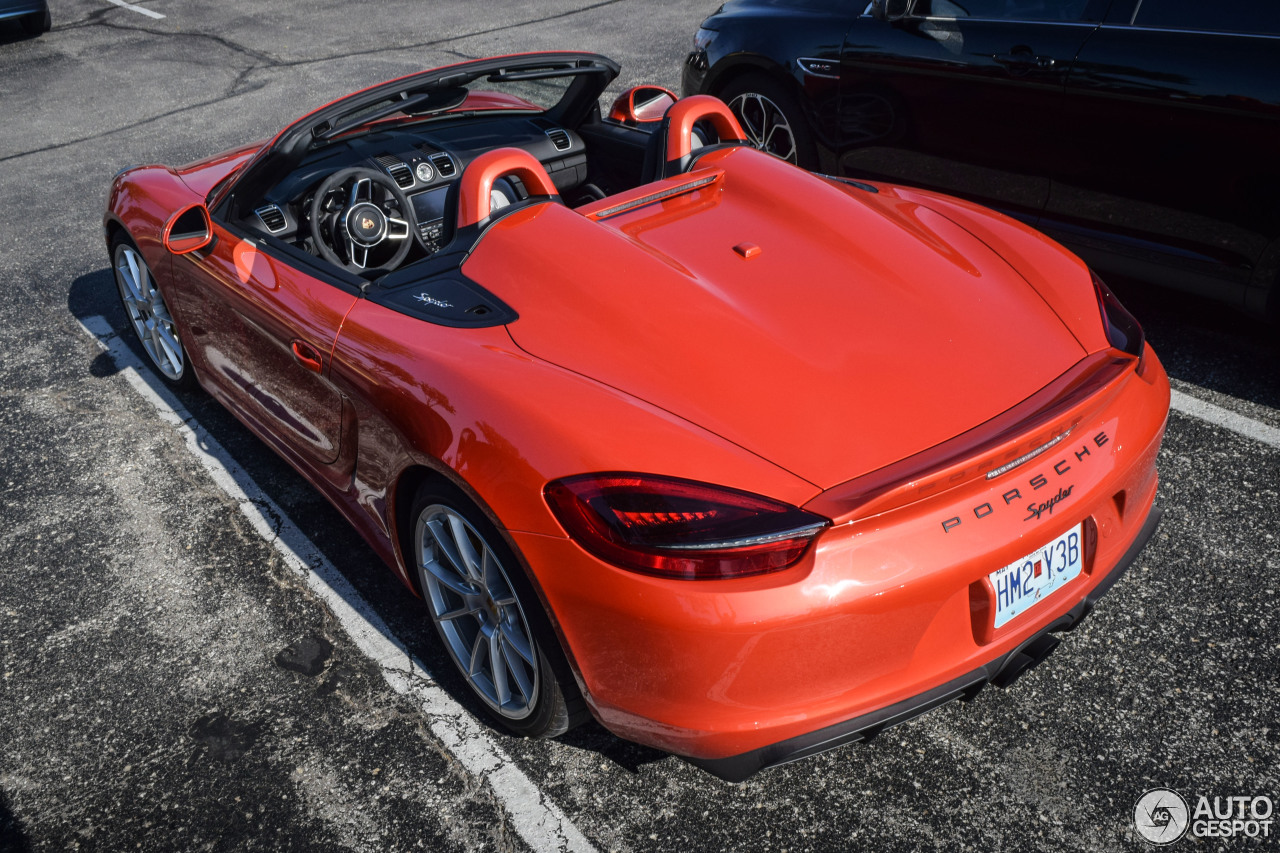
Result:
[2, 2, 1278, 851]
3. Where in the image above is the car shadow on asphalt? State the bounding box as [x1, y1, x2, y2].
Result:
[0, 788, 32, 853]
[556, 723, 669, 774]
[66, 267, 670, 778]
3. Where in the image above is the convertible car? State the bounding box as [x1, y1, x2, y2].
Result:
[104, 52, 1170, 781]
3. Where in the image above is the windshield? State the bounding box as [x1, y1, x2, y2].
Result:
[313, 58, 614, 143]
[472, 74, 577, 111]
[219, 53, 619, 218]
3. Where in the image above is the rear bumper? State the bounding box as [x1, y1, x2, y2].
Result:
[512, 348, 1170, 773]
[687, 502, 1162, 782]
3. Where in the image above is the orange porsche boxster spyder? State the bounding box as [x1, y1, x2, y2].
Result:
[104, 52, 1170, 781]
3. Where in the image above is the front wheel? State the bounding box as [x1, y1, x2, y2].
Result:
[410, 483, 586, 738]
[111, 234, 194, 390]
[718, 73, 817, 170]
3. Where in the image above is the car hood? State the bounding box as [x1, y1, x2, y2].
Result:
[464, 147, 1087, 489]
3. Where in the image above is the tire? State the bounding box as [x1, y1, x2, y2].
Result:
[409, 481, 587, 738]
[111, 233, 196, 390]
[20, 8, 51, 35]
[718, 73, 818, 170]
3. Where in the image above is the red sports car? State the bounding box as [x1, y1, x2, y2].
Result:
[104, 52, 1170, 781]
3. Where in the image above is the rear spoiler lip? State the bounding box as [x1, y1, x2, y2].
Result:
[805, 351, 1137, 523]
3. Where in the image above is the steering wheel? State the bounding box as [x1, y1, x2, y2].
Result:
[309, 167, 415, 274]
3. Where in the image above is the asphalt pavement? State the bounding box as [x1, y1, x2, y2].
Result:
[2, 2, 1278, 852]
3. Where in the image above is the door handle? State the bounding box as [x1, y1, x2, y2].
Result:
[291, 339, 324, 374]
[993, 52, 1056, 70]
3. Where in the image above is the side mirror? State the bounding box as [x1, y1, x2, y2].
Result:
[608, 86, 678, 125]
[871, 0, 912, 22]
[163, 203, 213, 255]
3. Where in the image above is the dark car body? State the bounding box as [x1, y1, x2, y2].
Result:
[0, 0, 50, 35]
[684, 0, 1280, 319]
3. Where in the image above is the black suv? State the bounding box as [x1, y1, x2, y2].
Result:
[685, 0, 1280, 319]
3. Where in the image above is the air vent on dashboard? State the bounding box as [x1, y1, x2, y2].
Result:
[428, 151, 456, 178]
[546, 129, 571, 151]
[254, 204, 287, 233]
[374, 154, 415, 189]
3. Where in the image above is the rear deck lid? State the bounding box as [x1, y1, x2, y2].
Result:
[466, 149, 1086, 488]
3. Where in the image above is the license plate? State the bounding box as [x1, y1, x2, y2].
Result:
[989, 524, 1083, 628]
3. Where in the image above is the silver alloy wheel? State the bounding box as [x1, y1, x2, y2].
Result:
[415, 504, 540, 719]
[729, 92, 798, 164]
[113, 244, 185, 381]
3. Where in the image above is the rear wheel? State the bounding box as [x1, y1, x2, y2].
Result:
[111, 233, 195, 390]
[410, 482, 586, 738]
[20, 8, 51, 35]
[719, 73, 817, 170]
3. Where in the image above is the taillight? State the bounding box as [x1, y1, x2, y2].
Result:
[1092, 271, 1145, 362]
[544, 473, 829, 580]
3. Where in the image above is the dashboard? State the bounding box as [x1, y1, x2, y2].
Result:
[246, 112, 588, 265]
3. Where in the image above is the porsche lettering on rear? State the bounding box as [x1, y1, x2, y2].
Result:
[940, 430, 1111, 533]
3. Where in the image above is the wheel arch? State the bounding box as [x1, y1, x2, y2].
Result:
[705, 54, 802, 104]
[389, 463, 517, 595]
[104, 217, 129, 251]
[105, 164, 203, 270]
[387, 460, 594, 700]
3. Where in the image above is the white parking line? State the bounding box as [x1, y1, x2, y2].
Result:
[77, 315, 597, 853]
[105, 0, 165, 20]
[1170, 389, 1280, 450]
